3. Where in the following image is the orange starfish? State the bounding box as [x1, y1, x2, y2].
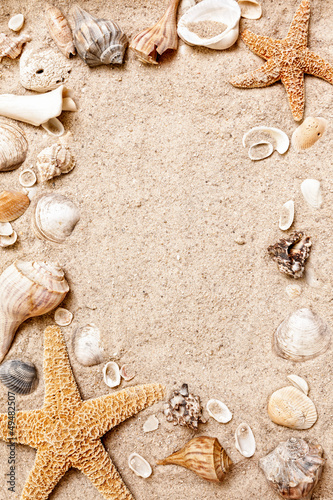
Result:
[230, 0, 333, 121]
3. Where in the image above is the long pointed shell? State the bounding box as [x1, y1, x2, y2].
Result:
[128, 453, 152, 478]
[45, 4, 76, 58]
[73, 324, 105, 366]
[0, 191, 29, 222]
[0, 33, 30, 62]
[157, 436, 232, 483]
[279, 200, 294, 231]
[36, 143, 75, 182]
[0, 120, 28, 172]
[72, 5, 128, 67]
[301, 179, 322, 209]
[243, 126, 289, 155]
[274, 308, 331, 362]
[206, 398, 232, 423]
[0, 359, 37, 394]
[234, 423, 256, 457]
[20, 48, 72, 92]
[238, 0, 262, 19]
[0, 261, 69, 362]
[268, 386, 317, 430]
[292, 117, 328, 151]
[287, 374, 309, 396]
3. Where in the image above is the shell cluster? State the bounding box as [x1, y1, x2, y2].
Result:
[0, 120, 28, 172]
[0, 359, 37, 395]
[164, 383, 206, 429]
[267, 231, 311, 278]
[36, 143, 75, 182]
[20, 48, 72, 92]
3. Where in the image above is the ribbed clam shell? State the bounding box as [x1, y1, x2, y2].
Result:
[0, 360, 37, 394]
[0, 191, 30, 222]
[274, 308, 331, 362]
[45, 4, 76, 58]
[32, 193, 80, 243]
[268, 386, 317, 430]
[0, 33, 30, 62]
[36, 143, 75, 182]
[20, 48, 72, 92]
[292, 117, 328, 151]
[72, 5, 128, 67]
[73, 324, 104, 366]
[0, 120, 28, 172]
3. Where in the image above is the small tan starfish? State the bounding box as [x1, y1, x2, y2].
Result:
[0, 325, 164, 500]
[230, 0, 333, 120]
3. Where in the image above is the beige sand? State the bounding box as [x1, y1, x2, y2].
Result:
[0, 0, 332, 499]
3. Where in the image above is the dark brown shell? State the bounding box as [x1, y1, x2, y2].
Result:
[267, 231, 311, 278]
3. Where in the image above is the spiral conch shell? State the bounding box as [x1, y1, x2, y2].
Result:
[0, 260, 69, 362]
[36, 143, 75, 182]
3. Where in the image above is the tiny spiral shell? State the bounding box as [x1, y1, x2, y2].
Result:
[36, 143, 75, 182]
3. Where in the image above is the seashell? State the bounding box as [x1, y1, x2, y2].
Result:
[0, 230, 17, 248]
[130, 0, 180, 64]
[206, 398, 232, 423]
[71, 5, 128, 67]
[0, 222, 13, 236]
[248, 141, 274, 160]
[103, 361, 121, 388]
[0, 190, 30, 223]
[73, 324, 104, 366]
[177, 0, 240, 50]
[0, 33, 30, 62]
[0, 86, 77, 137]
[143, 415, 159, 433]
[128, 453, 152, 478]
[267, 231, 311, 279]
[157, 436, 232, 483]
[0, 359, 37, 394]
[164, 384, 206, 429]
[279, 200, 294, 231]
[234, 423, 255, 457]
[301, 179, 322, 209]
[19, 169, 37, 188]
[287, 374, 309, 396]
[0, 261, 69, 363]
[32, 193, 80, 243]
[20, 48, 72, 93]
[36, 143, 75, 182]
[305, 267, 320, 288]
[274, 308, 331, 362]
[8, 14, 25, 32]
[54, 307, 73, 326]
[0, 120, 28, 172]
[292, 117, 328, 152]
[259, 437, 325, 500]
[238, 0, 262, 19]
[45, 4, 76, 59]
[285, 283, 302, 299]
[267, 386, 317, 430]
[120, 364, 136, 381]
[179, 0, 197, 17]
[243, 126, 289, 157]
[22, 186, 38, 201]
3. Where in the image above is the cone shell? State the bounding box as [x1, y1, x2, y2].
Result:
[0, 191, 30, 223]
[45, 4, 76, 58]
[157, 436, 232, 483]
[72, 5, 128, 67]
[292, 117, 328, 151]
[0, 120, 28, 172]
[0, 33, 30, 62]
[268, 386, 317, 430]
[36, 143, 75, 182]
[20, 48, 72, 92]
[0, 359, 37, 394]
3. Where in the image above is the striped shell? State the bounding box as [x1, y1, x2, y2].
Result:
[0, 359, 37, 394]
[36, 143, 75, 182]
[0, 33, 30, 62]
[0, 120, 28, 172]
[267, 386, 317, 430]
[45, 4, 76, 58]
[0, 191, 30, 222]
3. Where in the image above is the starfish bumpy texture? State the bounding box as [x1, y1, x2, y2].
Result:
[230, 0, 333, 121]
[0, 326, 164, 500]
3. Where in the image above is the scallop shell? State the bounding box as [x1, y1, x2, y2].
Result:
[292, 117, 328, 151]
[279, 200, 294, 231]
[54, 307, 73, 326]
[103, 361, 121, 388]
[71, 5, 128, 67]
[19, 169, 37, 188]
[0, 120, 28, 172]
[0, 359, 37, 394]
[0, 33, 30, 61]
[20, 48, 72, 93]
[8, 14, 25, 32]
[0, 191, 30, 223]
[0, 230, 17, 248]
[238, 0, 262, 19]
[143, 415, 159, 433]
[301, 179, 322, 209]
[287, 374, 309, 396]
[274, 308, 331, 362]
[128, 453, 152, 478]
[285, 283, 302, 299]
[243, 126, 289, 158]
[177, 0, 241, 50]
[32, 193, 80, 243]
[248, 141, 274, 160]
[73, 324, 104, 366]
[268, 386, 317, 430]
[234, 423, 255, 457]
[206, 399, 232, 423]
[36, 143, 75, 182]
[45, 4, 76, 59]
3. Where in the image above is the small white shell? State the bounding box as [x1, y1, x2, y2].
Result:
[287, 374, 309, 396]
[19, 169, 37, 188]
[177, 0, 241, 50]
[305, 267, 320, 288]
[206, 398, 232, 423]
[292, 117, 328, 151]
[285, 284, 302, 299]
[243, 126, 289, 157]
[238, 0, 262, 19]
[120, 364, 136, 381]
[0, 230, 17, 247]
[279, 200, 294, 231]
[128, 453, 152, 478]
[22, 186, 38, 201]
[54, 307, 73, 326]
[248, 141, 273, 160]
[143, 415, 159, 433]
[268, 386, 317, 430]
[8, 14, 25, 32]
[235, 422, 256, 457]
[301, 179, 322, 209]
[103, 361, 121, 388]
[41, 117, 65, 137]
[73, 324, 105, 366]
[36, 143, 75, 182]
[0, 221, 13, 236]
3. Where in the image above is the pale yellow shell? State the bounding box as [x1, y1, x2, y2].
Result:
[36, 143, 75, 182]
[292, 117, 328, 151]
[267, 386, 317, 430]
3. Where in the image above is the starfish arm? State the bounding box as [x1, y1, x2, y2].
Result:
[286, 0, 310, 48]
[80, 384, 165, 437]
[20, 448, 70, 500]
[230, 59, 281, 88]
[241, 30, 276, 59]
[281, 68, 305, 121]
[74, 441, 134, 500]
[0, 409, 43, 447]
[301, 48, 333, 84]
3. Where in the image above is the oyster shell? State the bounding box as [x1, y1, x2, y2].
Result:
[128, 453, 152, 478]
[73, 324, 104, 366]
[301, 179, 322, 209]
[45, 4, 76, 59]
[36, 143, 75, 182]
[267, 231, 311, 278]
[274, 308, 331, 362]
[103, 361, 121, 388]
[267, 386, 317, 430]
[279, 200, 294, 231]
[243, 126, 289, 159]
[0, 190, 30, 222]
[259, 437, 325, 500]
[72, 5, 128, 67]
[287, 374, 309, 396]
[20, 48, 72, 92]
[292, 117, 328, 151]
[0, 359, 37, 394]
[164, 383, 206, 429]
[234, 422, 255, 457]
[8, 14, 25, 32]
[0, 33, 30, 61]
[19, 169, 37, 188]
[54, 307, 73, 326]
[143, 415, 159, 433]
[206, 398, 232, 423]
[0, 120, 28, 172]
[238, 0, 262, 20]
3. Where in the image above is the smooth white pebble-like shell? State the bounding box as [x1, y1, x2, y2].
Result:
[143, 415, 159, 433]
[128, 453, 152, 478]
[8, 14, 25, 32]
[301, 179, 322, 209]
[235, 422, 256, 457]
[279, 200, 294, 231]
[103, 361, 121, 388]
[19, 169, 37, 188]
[206, 398, 232, 423]
[0, 230, 17, 248]
[0, 222, 13, 236]
[238, 0, 262, 19]
[54, 307, 73, 326]
[285, 284, 302, 299]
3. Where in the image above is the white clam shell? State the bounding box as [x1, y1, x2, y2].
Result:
[0, 222, 13, 236]
[268, 386, 317, 430]
[177, 0, 241, 50]
[248, 141, 273, 160]
[285, 284, 302, 299]
[206, 398, 232, 423]
[243, 126, 289, 158]
[8, 14, 25, 32]
[301, 179, 322, 209]
[19, 169, 37, 188]
[73, 324, 104, 366]
[128, 453, 152, 478]
[238, 0, 261, 19]
[143, 415, 159, 433]
[0, 120, 28, 172]
[235, 422, 256, 457]
[54, 307, 73, 326]
[287, 374, 309, 396]
[103, 361, 121, 388]
[279, 200, 294, 231]
[292, 117, 328, 151]
[0, 230, 17, 248]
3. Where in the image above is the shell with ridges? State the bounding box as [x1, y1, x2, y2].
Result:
[238, 0, 262, 19]
[287, 374, 309, 396]
[0, 33, 30, 61]
[301, 179, 322, 209]
[267, 386, 317, 430]
[0, 359, 37, 394]
[234, 423, 256, 457]
[292, 117, 328, 151]
[36, 143, 75, 182]
[45, 4, 76, 58]
[0, 120, 28, 172]
[279, 200, 294, 231]
[73, 324, 105, 366]
[20, 48, 72, 92]
[0, 191, 30, 223]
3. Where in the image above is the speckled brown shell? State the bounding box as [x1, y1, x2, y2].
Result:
[0, 191, 30, 222]
[45, 4, 76, 58]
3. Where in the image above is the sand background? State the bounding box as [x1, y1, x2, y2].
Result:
[0, 0, 332, 498]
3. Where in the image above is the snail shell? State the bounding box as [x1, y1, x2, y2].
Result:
[267, 386, 317, 430]
[0, 359, 37, 394]
[0, 260, 69, 363]
[71, 5, 128, 67]
[0, 33, 30, 62]
[0, 120, 28, 172]
[45, 4, 76, 58]
[0, 191, 30, 222]
[36, 143, 75, 182]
